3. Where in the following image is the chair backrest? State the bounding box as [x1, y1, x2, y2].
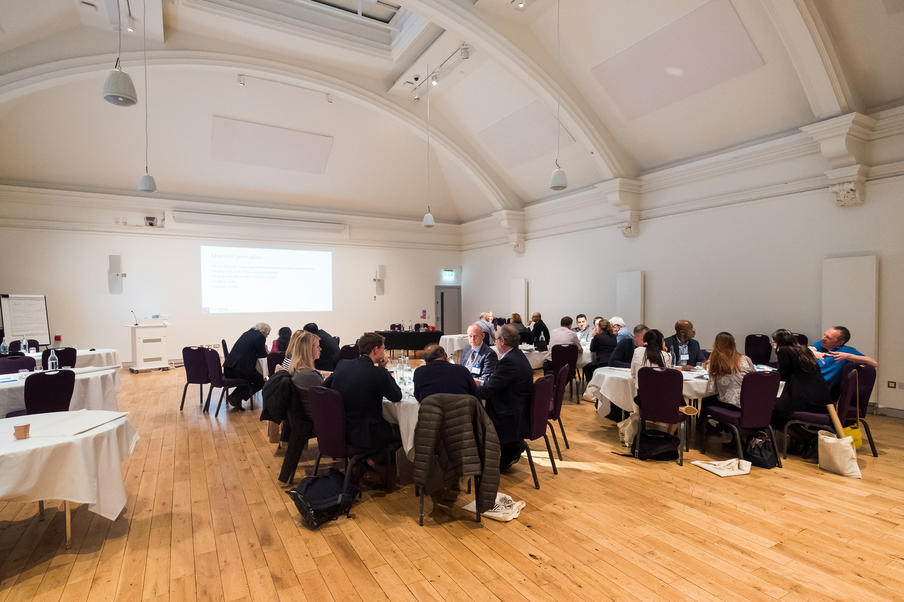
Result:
[834, 368, 858, 426]
[339, 344, 359, 360]
[204, 348, 226, 388]
[333, 336, 340, 346]
[738, 371, 781, 428]
[413, 323, 422, 332]
[0, 355, 36, 374]
[24, 370, 76, 414]
[308, 386, 348, 458]
[550, 344, 578, 381]
[182, 346, 210, 385]
[841, 364, 876, 421]
[267, 352, 285, 376]
[8, 339, 40, 353]
[744, 334, 772, 365]
[493, 317, 507, 327]
[41, 347, 77, 369]
[221, 339, 229, 360]
[636, 367, 684, 424]
[529, 375, 555, 440]
[793, 333, 808, 347]
[549, 364, 568, 420]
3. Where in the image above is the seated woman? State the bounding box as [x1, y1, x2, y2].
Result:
[630, 328, 672, 390]
[510, 313, 533, 345]
[278, 331, 323, 484]
[277, 329, 304, 372]
[771, 328, 830, 428]
[271, 326, 292, 353]
[702, 332, 755, 412]
[583, 318, 617, 381]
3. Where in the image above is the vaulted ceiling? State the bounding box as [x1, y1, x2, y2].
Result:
[1, 0, 903, 225]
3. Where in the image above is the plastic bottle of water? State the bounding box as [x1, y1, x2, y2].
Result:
[0, 337, 7, 354]
[21, 335, 29, 353]
[48, 349, 59, 371]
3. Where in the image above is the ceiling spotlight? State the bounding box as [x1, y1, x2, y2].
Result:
[126, 16, 135, 32]
[511, 0, 526, 8]
[237, 74, 246, 86]
[460, 46, 470, 60]
[430, 74, 438, 87]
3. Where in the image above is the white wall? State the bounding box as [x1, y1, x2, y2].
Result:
[0, 229, 459, 361]
[461, 177, 904, 409]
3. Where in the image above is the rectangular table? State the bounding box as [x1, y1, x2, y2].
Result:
[377, 330, 443, 354]
[26, 348, 119, 369]
[0, 365, 121, 417]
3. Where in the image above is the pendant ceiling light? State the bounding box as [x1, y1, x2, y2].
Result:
[422, 68, 435, 228]
[549, 0, 567, 191]
[103, 0, 137, 106]
[137, 0, 156, 192]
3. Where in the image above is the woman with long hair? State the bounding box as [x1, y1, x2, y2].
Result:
[772, 328, 830, 427]
[704, 332, 755, 410]
[510, 312, 533, 345]
[271, 326, 292, 353]
[630, 328, 672, 389]
[278, 331, 323, 484]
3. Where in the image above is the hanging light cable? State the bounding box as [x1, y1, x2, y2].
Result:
[138, 0, 156, 192]
[422, 67, 435, 228]
[102, 0, 137, 106]
[549, 0, 567, 191]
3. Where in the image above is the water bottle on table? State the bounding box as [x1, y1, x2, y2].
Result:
[0, 337, 7, 354]
[48, 349, 59, 371]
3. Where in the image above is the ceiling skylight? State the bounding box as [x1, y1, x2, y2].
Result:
[308, 0, 401, 24]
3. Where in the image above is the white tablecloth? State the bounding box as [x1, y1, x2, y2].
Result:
[586, 367, 714, 417]
[0, 410, 138, 520]
[0, 366, 121, 418]
[438, 334, 470, 357]
[27, 348, 119, 370]
[382, 380, 419, 459]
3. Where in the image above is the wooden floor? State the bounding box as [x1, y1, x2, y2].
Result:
[3, 369, 904, 601]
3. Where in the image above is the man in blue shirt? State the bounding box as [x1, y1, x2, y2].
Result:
[609, 316, 631, 344]
[810, 325, 877, 392]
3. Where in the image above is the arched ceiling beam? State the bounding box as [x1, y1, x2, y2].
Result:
[0, 50, 519, 217]
[760, 0, 862, 119]
[401, 0, 638, 179]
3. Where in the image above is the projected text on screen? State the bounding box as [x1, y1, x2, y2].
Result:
[200, 246, 333, 314]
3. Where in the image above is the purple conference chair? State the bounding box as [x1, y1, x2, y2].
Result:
[339, 345, 359, 360]
[0, 355, 37, 375]
[221, 339, 230, 361]
[840, 364, 878, 457]
[6, 369, 77, 417]
[744, 334, 772, 365]
[702, 371, 782, 467]
[523, 375, 557, 489]
[7, 339, 40, 353]
[793, 333, 808, 347]
[179, 346, 210, 411]
[546, 363, 570, 460]
[545, 344, 579, 401]
[266, 352, 285, 377]
[635, 367, 686, 465]
[205, 348, 253, 415]
[782, 368, 858, 458]
[41, 347, 77, 370]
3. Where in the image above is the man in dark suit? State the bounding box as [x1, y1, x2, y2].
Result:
[664, 319, 708, 370]
[529, 312, 550, 349]
[323, 332, 402, 452]
[304, 322, 340, 372]
[224, 322, 270, 410]
[609, 324, 648, 368]
[478, 324, 534, 471]
[459, 323, 498, 385]
[413, 345, 478, 402]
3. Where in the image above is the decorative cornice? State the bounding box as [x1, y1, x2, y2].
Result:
[800, 112, 876, 205]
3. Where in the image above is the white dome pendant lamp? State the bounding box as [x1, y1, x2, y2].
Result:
[137, 0, 156, 193]
[103, 0, 137, 106]
[549, 0, 567, 191]
[422, 68, 435, 228]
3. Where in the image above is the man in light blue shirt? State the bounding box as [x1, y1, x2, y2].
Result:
[609, 316, 631, 344]
[810, 325, 877, 391]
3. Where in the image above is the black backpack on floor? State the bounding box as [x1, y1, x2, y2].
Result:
[286, 468, 356, 530]
[631, 429, 679, 461]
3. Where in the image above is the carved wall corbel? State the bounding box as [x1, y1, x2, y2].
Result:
[800, 112, 875, 206]
[493, 209, 526, 254]
[600, 178, 642, 237]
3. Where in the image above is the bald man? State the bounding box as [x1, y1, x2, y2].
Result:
[664, 320, 707, 371]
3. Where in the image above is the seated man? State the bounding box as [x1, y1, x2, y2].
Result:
[323, 332, 402, 454]
[664, 320, 708, 370]
[413, 344, 478, 401]
[224, 322, 270, 410]
[609, 316, 631, 344]
[573, 314, 593, 345]
[477, 312, 496, 346]
[459, 323, 498, 385]
[609, 324, 648, 368]
[529, 312, 550, 348]
[303, 322, 340, 372]
[811, 326, 878, 394]
[543, 316, 583, 370]
[478, 325, 534, 471]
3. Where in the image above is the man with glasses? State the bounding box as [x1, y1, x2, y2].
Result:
[478, 324, 534, 472]
[459, 323, 498, 386]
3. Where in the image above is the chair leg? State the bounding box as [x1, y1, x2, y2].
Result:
[525, 444, 540, 489]
[313, 454, 322, 476]
[730, 425, 743, 460]
[64, 501, 71, 550]
[547, 423, 563, 461]
[38, 500, 45, 520]
[860, 419, 878, 457]
[543, 434, 558, 475]
[203, 386, 213, 413]
[782, 422, 792, 459]
[473, 475, 481, 523]
[677, 422, 684, 466]
[215, 388, 227, 416]
[179, 383, 189, 411]
[767, 425, 782, 468]
[557, 418, 570, 449]
[199, 384, 204, 407]
[466, 478, 471, 494]
[418, 486, 425, 526]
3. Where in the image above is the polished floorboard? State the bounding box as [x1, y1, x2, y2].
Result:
[2, 367, 904, 601]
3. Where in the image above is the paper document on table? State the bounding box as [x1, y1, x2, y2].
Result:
[32, 410, 129, 438]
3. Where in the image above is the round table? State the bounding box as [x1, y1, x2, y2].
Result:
[586, 367, 714, 417]
[382, 379, 419, 459]
[0, 366, 121, 418]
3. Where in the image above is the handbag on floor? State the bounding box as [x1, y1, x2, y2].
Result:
[286, 468, 357, 529]
[744, 430, 779, 469]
